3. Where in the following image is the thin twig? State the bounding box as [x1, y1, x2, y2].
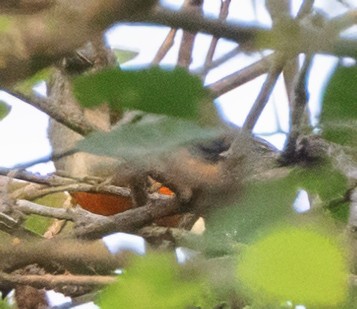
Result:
[177, 0, 204, 68]
[151, 28, 177, 65]
[296, 0, 315, 19]
[283, 0, 314, 106]
[0, 166, 133, 201]
[328, 9, 357, 35]
[201, 0, 231, 80]
[265, 0, 291, 24]
[13, 194, 177, 239]
[73, 198, 180, 239]
[207, 52, 275, 97]
[242, 54, 286, 131]
[12, 181, 131, 201]
[16, 200, 74, 220]
[4, 90, 97, 136]
[266, 0, 296, 108]
[280, 54, 313, 163]
[10, 148, 77, 171]
[193, 46, 240, 76]
[0, 167, 72, 186]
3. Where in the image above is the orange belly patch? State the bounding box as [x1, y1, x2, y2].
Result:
[71, 186, 176, 225]
[71, 192, 133, 216]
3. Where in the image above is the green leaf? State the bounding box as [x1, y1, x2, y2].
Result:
[98, 253, 203, 309]
[207, 177, 297, 243]
[0, 298, 10, 309]
[237, 225, 347, 306]
[321, 65, 357, 146]
[290, 162, 349, 222]
[290, 162, 347, 203]
[207, 161, 348, 244]
[0, 101, 11, 120]
[113, 48, 139, 64]
[322, 121, 357, 147]
[0, 16, 13, 32]
[72, 67, 208, 120]
[13, 67, 54, 96]
[25, 193, 68, 235]
[76, 117, 221, 162]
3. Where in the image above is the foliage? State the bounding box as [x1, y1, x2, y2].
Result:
[13, 68, 54, 97]
[0, 101, 11, 120]
[76, 117, 222, 163]
[0, 16, 12, 32]
[98, 253, 205, 309]
[113, 48, 139, 65]
[0, 299, 10, 309]
[73, 67, 208, 120]
[0, 1, 356, 308]
[237, 225, 348, 307]
[207, 161, 349, 244]
[24, 193, 68, 235]
[321, 65, 357, 147]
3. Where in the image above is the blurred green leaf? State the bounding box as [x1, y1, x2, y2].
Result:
[207, 161, 348, 243]
[14, 67, 54, 96]
[290, 162, 349, 222]
[237, 225, 348, 306]
[0, 298, 10, 309]
[207, 177, 297, 243]
[322, 121, 357, 147]
[72, 67, 208, 120]
[98, 253, 204, 309]
[0, 101, 11, 120]
[25, 192, 67, 235]
[290, 162, 347, 203]
[0, 16, 12, 32]
[321, 65, 357, 147]
[24, 214, 52, 236]
[113, 48, 139, 64]
[76, 117, 221, 162]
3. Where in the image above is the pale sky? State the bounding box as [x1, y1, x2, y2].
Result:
[0, 0, 354, 173]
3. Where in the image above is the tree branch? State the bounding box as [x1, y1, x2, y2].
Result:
[72, 199, 181, 239]
[140, 7, 357, 58]
[0, 0, 54, 14]
[207, 53, 275, 97]
[243, 54, 286, 131]
[280, 55, 313, 163]
[0, 238, 125, 274]
[0, 272, 115, 290]
[201, 0, 232, 80]
[0, 168, 131, 200]
[151, 28, 177, 65]
[176, 0, 204, 68]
